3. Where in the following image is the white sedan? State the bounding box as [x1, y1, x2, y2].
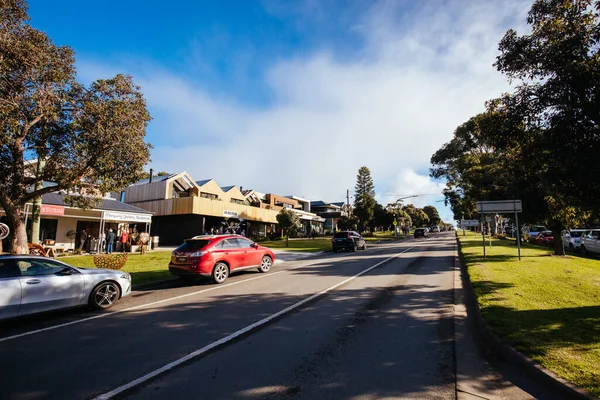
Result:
[0, 255, 131, 321]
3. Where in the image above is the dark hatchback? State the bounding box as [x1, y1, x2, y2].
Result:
[414, 228, 427, 238]
[332, 231, 367, 252]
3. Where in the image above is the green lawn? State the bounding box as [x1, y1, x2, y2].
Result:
[258, 238, 332, 252]
[60, 251, 174, 287]
[458, 234, 600, 396]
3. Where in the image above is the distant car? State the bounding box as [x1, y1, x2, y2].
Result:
[534, 231, 554, 247]
[562, 229, 585, 251]
[414, 228, 427, 238]
[332, 231, 366, 252]
[169, 235, 275, 284]
[523, 225, 548, 242]
[0, 255, 132, 321]
[431, 226, 440, 233]
[580, 229, 600, 256]
[505, 226, 514, 237]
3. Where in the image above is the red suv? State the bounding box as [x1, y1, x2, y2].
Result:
[169, 235, 275, 284]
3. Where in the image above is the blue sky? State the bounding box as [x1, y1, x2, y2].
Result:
[28, 0, 532, 224]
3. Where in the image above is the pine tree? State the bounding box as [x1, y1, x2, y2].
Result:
[353, 166, 376, 232]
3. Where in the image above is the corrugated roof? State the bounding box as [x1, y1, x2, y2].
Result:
[196, 179, 212, 186]
[131, 174, 174, 186]
[42, 193, 153, 214]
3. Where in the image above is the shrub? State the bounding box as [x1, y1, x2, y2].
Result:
[93, 253, 128, 270]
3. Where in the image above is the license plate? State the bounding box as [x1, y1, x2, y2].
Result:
[177, 257, 187, 262]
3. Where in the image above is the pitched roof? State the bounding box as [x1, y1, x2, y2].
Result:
[220, 185, 236, 192]
[310, 201, 328, 207]
[196, 179, 212, 186]
[42, 193, 153, 214]
[131, 174, 174, 186]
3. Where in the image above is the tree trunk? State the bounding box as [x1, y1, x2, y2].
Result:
[552, 228, 565, 256]
[285, 235, 289, 248]
[6, 206, 28, 254]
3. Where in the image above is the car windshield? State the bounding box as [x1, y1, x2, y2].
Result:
[334, 232, 349, 238]
[569, 231, 583, 237]
[175, 239, 210, 252]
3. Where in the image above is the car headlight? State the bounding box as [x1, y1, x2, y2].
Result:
[120, 273, 131, 281]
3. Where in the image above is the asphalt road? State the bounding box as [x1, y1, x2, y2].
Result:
[0, 233, 557, 400]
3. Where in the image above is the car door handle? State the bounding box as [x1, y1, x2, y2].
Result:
[26, 279, 41, 284]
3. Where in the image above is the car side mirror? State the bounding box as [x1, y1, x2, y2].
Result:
[253, 243, 259, 248]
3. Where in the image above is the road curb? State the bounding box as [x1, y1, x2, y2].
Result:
[455, 237, 598, 400]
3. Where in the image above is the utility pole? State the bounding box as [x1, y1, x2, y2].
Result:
[346, 189, 350, 216]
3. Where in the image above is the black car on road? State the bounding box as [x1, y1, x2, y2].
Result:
[332, 231, 367, 252]
[414, 228, 427, 238]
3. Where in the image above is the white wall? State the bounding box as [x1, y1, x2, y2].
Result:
[55, 218, 77, 250]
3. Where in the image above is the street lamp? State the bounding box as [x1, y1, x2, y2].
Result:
[392, 195, 418, 237]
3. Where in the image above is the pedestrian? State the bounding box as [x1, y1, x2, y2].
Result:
[120, 229, 128, 252]
[78, 228, 87, 253]
[241, 230, 246, 237]
[100, 231, 106, 252]
[106, 229, 116, 254]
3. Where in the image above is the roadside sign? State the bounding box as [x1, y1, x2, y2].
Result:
[476, 200, 522, 213]
[393, 221, 397, 226]
[460, 219, 479, 227]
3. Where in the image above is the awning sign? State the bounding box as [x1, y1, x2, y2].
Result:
[223, 210, 238, 218]
[41, 205, 64, 216]
[103, 211, 152, 223]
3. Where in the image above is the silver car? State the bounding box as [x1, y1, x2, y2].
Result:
[562, 229, 585, 251]
[0, 255, 132, 321]
[580, 229, 600, 256]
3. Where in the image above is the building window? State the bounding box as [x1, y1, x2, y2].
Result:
[200, 192, 218, 200]
[230, 198, 245, 205]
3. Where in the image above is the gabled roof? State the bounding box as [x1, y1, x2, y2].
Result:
[131, 174, 175, 186]
[220, 185, 237, 192]
[196, 179, 213, 187]
[42, 193, 153, 214]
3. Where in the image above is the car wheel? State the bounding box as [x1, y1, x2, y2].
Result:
[569, 243, 575, 252]
[258, 255, 272, 273]
[362, 243, 367, 250]
[89, 281, 121, 310]
[212, 262, 229, 284]
[581, 245, 587, 256]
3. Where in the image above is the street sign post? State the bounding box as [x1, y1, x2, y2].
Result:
[476, 200, 523, 260]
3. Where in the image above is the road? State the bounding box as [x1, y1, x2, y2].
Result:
[0, 233, 556, 400]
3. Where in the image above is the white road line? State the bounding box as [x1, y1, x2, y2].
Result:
[92, 245, 417, 400]
[0, 241, 424, 344]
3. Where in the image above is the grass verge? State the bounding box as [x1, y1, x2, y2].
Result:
[458, 234, 600, 396]
[61, 251, 173, 287]
[258, 238, 331, 252]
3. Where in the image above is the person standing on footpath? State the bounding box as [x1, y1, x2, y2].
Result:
[78, 228, 87, 253]
[120, 229, 128, 252]
[106, 229, 116, 254]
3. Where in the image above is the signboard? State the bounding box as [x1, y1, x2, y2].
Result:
[103, 211, 152, 223]
[393, 220, 398, 226]
[461, 219, 479, 227]
[476, 200, 522, 213]
[223, 210, 238, 218]
[40, 205, 64, 216]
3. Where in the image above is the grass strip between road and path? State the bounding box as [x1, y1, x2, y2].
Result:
[259, 231, 407, 252]
[60, 251, 174, 287]
[458, 233, 600, 397]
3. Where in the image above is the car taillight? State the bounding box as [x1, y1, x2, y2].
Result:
[190, 251, 207, 259]
[347, 234, 351, 239]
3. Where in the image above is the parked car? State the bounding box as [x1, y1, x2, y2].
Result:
[523, 225, 548, 242]
[431, 226, 440, 233]
[414, 228, 428, 238]
[332, 231, 366, 252]
[534, 231, 554, 247]
[562, 229, 585, 251]
[580, 229, 600, 256]
[0, 255, 132, 321]
[169, 235, 275, 284]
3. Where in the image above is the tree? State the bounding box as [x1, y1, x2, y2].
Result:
[353, 166, 376, 232]
[403, 204, 429, 228]
[423, 206, 441, 226]
[337, 215, 359, 231]
[0, 1, 152, 253]
[138, 171, 170, 180]
[276, 208, 300, 247]
[492, 0, 600, 254]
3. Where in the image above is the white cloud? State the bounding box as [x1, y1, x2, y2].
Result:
[77, 0, 532, 221]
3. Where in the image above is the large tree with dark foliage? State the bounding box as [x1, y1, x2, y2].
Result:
[0, 0, 152, 253]
[432, 0, 600, 255]
[353, 166, 376, 232]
